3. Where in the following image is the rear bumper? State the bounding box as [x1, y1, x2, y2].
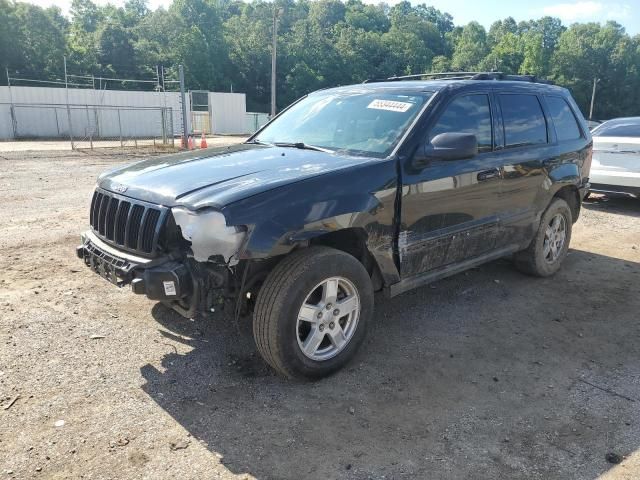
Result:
[76, 230, 193, 301]
[589, 170, 640, 189]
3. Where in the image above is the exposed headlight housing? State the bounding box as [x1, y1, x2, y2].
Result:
[171, 207, 246, 265]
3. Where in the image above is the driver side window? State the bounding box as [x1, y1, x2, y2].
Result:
[429, 94, 493, 153]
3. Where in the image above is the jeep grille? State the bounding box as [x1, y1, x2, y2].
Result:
[89, 188, 168, 256]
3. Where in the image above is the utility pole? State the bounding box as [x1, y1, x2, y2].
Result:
[7, 67, 17, 139]
[64, 55, 74, 149]
[589, 77, 600, 120]
[179, 64, 189, 148]
[271, 6, 282, 117]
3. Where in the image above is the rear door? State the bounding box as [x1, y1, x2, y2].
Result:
[491, 92, 555, 247]
[399, 92, 503, 278]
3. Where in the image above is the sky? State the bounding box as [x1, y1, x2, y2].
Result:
[23, 0, 640, 35]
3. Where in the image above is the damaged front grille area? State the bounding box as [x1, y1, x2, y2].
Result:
[81, 238, 134, 286]
[90, 188, 168, 257]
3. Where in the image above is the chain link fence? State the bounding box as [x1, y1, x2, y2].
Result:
[7, 103, 176, 152]
[1, 65, 253, 153]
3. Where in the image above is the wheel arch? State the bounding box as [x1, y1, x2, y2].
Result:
[552, 185, 581, 223]
[307, 227, 385, 291]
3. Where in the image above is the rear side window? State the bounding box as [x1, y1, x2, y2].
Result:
[546, 96, 581, 141]
[429, 94, 493, 152]
[499, 94, 547, 148]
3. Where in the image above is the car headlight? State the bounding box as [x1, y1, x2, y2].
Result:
[171, 207, 246, 264]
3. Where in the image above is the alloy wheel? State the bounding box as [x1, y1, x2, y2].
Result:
[543, 213, 567, 263]
[296, 276, 360, 361]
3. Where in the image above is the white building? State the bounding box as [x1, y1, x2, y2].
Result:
[0, 86, 255, 140]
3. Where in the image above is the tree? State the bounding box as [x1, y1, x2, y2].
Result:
[344, 0, 389, 33]
[1, 0, 639, 119]
[520, 32, 545, 76]
[480, 31, 523, 73]
[552, 21, 634, 118]
[223, 5, 272, 109]
[7, 3, 67, 80]
[431, 55, 451, 72]
[0, 0, 20, 75]
[169, 0, 228, 90]
[96, 20, 137, 76]
[488, 17, 517, 47]
[451, 22, 488, 71]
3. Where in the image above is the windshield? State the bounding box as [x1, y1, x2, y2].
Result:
[254, 90, 432, 157]
[593, 118, 640, 138]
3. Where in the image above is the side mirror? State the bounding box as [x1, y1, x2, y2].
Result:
[412, 132, 478, 167]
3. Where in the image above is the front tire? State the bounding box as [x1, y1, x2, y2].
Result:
[514, 197, 573, 277]
[253, 246, 374, 380]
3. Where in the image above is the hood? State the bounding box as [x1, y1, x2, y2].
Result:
[98, 143, 376, 209]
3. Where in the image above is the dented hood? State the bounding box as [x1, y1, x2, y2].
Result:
[98, 143, 375, 209]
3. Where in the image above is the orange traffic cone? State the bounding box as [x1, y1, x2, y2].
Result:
[188, 135, 194, 150]
[200, 132, 208, 149]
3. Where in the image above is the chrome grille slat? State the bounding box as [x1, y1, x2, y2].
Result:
[97, 194, 109, 235]
[135, 208, 149, 252]
[89, 191, 98, 227]
[92, 192, 103, 231]
[89, 188, 166, 257]
[127, 204, 145, 250]
[105, 198, 119, 240]
[115, 201, 130, 245]
[141, 209, 161, 253]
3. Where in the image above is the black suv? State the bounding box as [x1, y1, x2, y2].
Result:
[77, 73, 592, 379]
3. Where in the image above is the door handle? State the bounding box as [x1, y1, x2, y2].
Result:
[477, 168, 500, 181]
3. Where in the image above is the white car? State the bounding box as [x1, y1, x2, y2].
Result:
[590, 117, 640, 197]
[587, 119, 602, 130]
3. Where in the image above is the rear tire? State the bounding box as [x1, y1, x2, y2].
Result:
[253, 246, 374, 380]
[514, 198, 572, 277]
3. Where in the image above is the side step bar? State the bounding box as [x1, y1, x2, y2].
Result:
[385, 245, 519, 298]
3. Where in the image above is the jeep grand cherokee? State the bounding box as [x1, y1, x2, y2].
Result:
[77, 72, 591, 379]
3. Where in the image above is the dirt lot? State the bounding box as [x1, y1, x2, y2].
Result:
[1, 147, 639, 480]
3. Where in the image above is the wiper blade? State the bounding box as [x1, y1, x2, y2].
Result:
[273, 142, 334, 153]
[245, 139, 274, 146]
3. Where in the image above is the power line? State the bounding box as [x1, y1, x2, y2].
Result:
[8, 77, 90, 87]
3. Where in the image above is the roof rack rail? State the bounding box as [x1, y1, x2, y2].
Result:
[363, 71, 554, 85]
[471, 72, 555, 85]
[363, 72, 480, 83]
[389, 72, 482, 81]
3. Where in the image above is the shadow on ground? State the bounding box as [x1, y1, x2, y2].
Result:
[583, 193, 640, 218]
[141, 250, 640, 479]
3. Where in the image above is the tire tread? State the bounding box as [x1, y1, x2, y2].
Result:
[253, 247, 348, 378]
[514, 198, 572, 277]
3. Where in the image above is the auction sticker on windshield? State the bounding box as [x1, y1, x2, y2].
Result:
[367, 99, 413, 113]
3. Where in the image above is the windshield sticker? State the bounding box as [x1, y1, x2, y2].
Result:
[367, 99, 414, 113]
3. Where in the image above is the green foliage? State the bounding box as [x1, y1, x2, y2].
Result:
[1, 1, 67, 79]
[451, 22, 488, 71]
[0, 0, 638, 118]
[552, 21, 638, 118]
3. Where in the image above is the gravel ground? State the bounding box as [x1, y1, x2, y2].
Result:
[0, 136, 246, 152]
[1, 148, 639, 480]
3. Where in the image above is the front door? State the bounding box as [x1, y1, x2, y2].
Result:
[399, 92, 503, 278]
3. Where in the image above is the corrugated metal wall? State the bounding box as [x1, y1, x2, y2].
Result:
[0, 86, 186, 140]
[209, 92, 247, 135]
[0, 86, 251, 140]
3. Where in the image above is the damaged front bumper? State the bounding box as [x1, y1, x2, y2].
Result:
[77, 230, 195, 308]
